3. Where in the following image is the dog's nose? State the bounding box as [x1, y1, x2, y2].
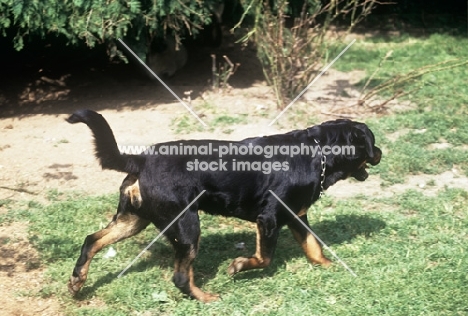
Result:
[369, 147, 382, 165]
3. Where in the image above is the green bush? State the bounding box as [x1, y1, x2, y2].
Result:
[0, 0, 219, 53]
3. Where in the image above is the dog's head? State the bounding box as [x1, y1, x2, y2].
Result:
[308, 119, 382, 189]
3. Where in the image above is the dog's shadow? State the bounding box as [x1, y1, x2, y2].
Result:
[76, 214, 385, 298]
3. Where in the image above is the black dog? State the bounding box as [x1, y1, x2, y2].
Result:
[66, 109, 381, 302]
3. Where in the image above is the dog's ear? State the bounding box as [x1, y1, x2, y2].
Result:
[355, 125, 375, 159]
[306, 125, 322, 140]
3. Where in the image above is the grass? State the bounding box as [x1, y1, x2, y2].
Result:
[327, 33, 468, 185]
[171, 101, 248, 134]
[1, 188, 467, 315]
[171, 109, 248, 135]
[2, 32, 468, 314]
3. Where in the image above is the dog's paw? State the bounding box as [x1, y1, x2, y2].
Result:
[227, 257, 249, 276]
[68, 275, 85, 296]
[199, 292, 220, 303]
[320, 258, 332, 268]
[190, 287, 220, 303]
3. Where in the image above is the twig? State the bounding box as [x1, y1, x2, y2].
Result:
[221, 55, 239, 87]
[321, 111, 358, 118]
[0, 186, 38, 195]
[360, 50, 393, 97]
[359, 58, 468, 109]
[211, 54, 217, 90]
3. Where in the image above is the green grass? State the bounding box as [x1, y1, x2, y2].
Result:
[171, 100, 249, 134]
[172, 113, 248, 134]
[2, 32, 468, 315]
[1, 187, 466, 315]
[328, 33, 468, 185]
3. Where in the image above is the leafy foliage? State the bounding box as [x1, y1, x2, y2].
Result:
[0, 0, 218, 51]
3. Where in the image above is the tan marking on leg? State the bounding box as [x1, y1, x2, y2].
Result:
[188, 267, 219, 303]
[302, 234, 331, 266]
[297, 207, 307, 217]
[120, 174, 142, 209]
[173, 240, 219, 302]
[228, 223, 271, 275]
[68, 212, 150, 295]
[289, 226, 331, 267]
[254, 223, 263, 263]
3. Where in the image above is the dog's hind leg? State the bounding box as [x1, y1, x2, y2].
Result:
[287, 212, 331, 267]
[227, 213, 280, 275]
[68, 200, 150, 296]
[169, 208, 219, 303]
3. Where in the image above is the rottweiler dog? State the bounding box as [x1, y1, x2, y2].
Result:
[66, 109, 381, 302]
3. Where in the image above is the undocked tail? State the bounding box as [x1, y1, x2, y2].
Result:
[66, 109, 142, 174]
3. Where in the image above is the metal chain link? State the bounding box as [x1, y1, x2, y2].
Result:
[314, 139, 326, 198]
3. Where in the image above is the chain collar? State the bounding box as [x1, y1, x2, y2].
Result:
[314, 139, 326, 198]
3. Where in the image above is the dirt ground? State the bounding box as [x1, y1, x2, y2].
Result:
[1, 36, 467, 315]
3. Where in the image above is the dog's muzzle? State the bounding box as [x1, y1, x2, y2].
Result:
[351, 147, 382, 181]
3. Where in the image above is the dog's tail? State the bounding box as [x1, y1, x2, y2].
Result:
[66, 109, 142, 174]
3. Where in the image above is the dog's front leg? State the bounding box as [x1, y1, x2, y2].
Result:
[287, 213, 331, 267]
[228, 213, 280, 275]
[68, 211, 150, 296]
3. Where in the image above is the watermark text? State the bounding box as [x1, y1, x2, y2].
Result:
[119, 142, 355, 159]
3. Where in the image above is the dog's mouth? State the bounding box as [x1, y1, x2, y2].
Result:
[352, 147, 382, 181]
[368, 147, 382, 166]
[352, 164, 369, 181]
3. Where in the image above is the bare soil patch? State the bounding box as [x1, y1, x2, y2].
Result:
[0, 222, 62, 316]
